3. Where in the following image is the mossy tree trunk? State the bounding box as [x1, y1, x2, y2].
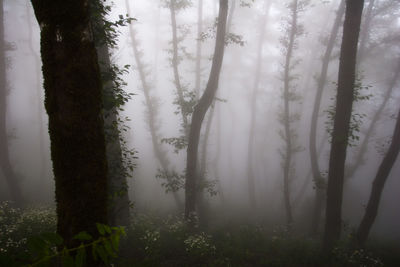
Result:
[323, 0, 364, 253]
[30, 0, 108, 247]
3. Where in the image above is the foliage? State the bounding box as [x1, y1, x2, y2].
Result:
[26, 223, 126, 267]
[325, 77, 372, 147]
[156, 169, 185, 192]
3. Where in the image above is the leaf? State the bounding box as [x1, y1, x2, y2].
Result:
[61, 254, 74, 267]
[96, 223, 105, 235]
[95, 245, 109, 264]
[27, 236, 48, 259]
[73, 231, 93, 241]
[103, 240, 117, 258]
[110, 233, 121, 251]
[74, 244, 86, 267]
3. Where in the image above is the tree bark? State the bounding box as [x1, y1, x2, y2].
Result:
[323, 0, 365, 252]
[0, 0, 23, 204]
[309, 0, 345, 237]
[31, 0, 108, 248]
[185, 0, 228, 221]
[355, 104, 400, 247]
[195, 0, 203, 98]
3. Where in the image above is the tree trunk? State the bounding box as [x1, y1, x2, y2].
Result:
[323, 0, 365, 252]
[195, 0, 203, 98]
[357, 0, 375, 64]
[169, 1, 189, 136]
[0, 0, 23, 204]
[31, 0, 108, 248]
[281, 0, 299, 227]
[355, 105, 400, 247]
[185, 0, 228, 222]
[309, 0, 345, 237]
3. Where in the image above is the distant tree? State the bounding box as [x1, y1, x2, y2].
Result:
[246, 0, 272, 208]
[0, 0, 23, 205]
[278, 0, 307, 227]
[355, 95, 400, 247]
[126, 0, 182, 208]
[185, 0, 228, 222]
[30, 0, 108, 250]
[309, 0, 345, 237]
[323, 0, 365, 252]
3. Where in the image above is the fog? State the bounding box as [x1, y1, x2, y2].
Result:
[1, 0, 400, 245]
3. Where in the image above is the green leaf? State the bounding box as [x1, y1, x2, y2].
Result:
[73, 231, 93, 241]
[95, 245, 109, 264]
[103, 239, 117, 258]
[96, 223, 105, 235]
[74, 244, 86, 267]
[41, 232, 63, 246]
[110, 233, 120, 251]
[27, 236, 48, 259]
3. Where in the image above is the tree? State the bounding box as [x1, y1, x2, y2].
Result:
[185, 0, 228, 221]
[126, 0, 182, 208]
[279, 0, 307, 227]
[309, 0, 345, 236]
[355, 96, 400, 247]
[0, 0, 23, 205]
[246, 0, 272, 209]
[323, 0, 365, 252]
[30, 0, 108, 248]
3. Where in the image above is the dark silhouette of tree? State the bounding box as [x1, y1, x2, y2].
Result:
[0, 0, 23, 205]
[309, 0, 345, 237]
[355, 96, 400, 247]
[30, 0, 108, 249]
[185, 0, 228, 222]
[323, 0, 365, 252]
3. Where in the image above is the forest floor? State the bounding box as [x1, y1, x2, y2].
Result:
[1, 202, 399, 266]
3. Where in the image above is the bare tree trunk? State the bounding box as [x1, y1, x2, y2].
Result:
[31, 0, 109, 249]
[126, 0, 182, 209]
[309, 0, 345, 237]
[357, 0, 375, 64]
[323, 0, 364, 252]
[185, 0, 228, 222]
[0, 0, 23, 204]
[355, 105, 400, 247]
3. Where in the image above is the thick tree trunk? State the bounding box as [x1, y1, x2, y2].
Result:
[309, 0, 345, 237]
[355, 105, 400, 247]
[185, 0, 228, 222]
[31, 0, 108, 247]
[323, 0, 364, 252]
[0, 0, 23, 204]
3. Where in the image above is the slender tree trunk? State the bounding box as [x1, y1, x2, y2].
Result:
[126, 0, 182, 209]
[0, 0, 23, 204]
[282, 0, 299, 227]
[346, 60, 400, 180]
[355, 105, 400, 247]
[309, 0, 345, 237]
[31, 0, 108, 248]
[247, 0, 272, 208]
[195, 0, 203, 98]
[357, 0, 375, 64]
[323, 0, 365, 252]
[185, 0, 228, 222]
[169, 1, 189, 136]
